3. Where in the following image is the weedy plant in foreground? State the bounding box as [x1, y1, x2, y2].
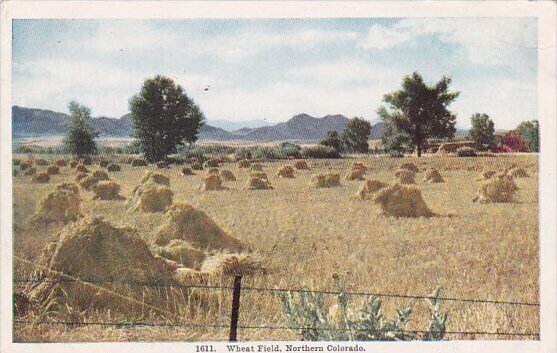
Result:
[279, 276, 447, 341]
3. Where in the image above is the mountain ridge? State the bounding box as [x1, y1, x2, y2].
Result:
[12, 106, 388, 142]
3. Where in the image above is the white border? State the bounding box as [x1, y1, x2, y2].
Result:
[1, 2, 556, 353]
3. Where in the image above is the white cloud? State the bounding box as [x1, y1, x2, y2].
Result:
[359, 24, 410, 49]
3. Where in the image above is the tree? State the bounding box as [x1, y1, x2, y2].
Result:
[129, 75, 205, 162]
[468, 113, 495, 151]
[320, 130, 343, 153]
[63, 101, 98, 158]
[381, 122, 411, 157]
[497, 130, 530, 153]
[341, 117, 371, 153]
[516, 120, 539, 152]
[377, 72, 459, 157]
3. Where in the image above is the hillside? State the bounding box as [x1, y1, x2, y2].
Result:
[12, 106, 387, 142]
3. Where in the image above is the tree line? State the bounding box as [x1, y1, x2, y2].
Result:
[63, 73, 539, 160]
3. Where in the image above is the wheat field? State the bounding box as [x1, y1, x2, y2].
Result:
[12, 153, 539, 342]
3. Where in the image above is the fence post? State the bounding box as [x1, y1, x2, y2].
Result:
[229, 274, 243, 342]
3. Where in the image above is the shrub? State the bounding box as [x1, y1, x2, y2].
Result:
[107, 163, 122, 172]
[99, 160, 109, 168]
[156, 160, 170, 169]
[279, 278, 447, 341]
[131, 158, 149, 167]
[235, 147, 253, 160]
[456, 147, 477, 157]
[301, 146, 341, 159]
[273, 142, 302, 159]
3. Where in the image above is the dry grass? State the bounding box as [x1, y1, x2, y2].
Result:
[12, 153, 539, 342]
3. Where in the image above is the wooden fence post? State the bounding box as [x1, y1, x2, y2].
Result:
[229, 275, 243, 341]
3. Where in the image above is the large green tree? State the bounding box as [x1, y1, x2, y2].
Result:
[341, 117, 371, 153]
[129, 75, 204, 162]
[468, 113, 495, 151]
[516, 120, 539, 152]
[377, 72, 459, 157]
[63, 101, 98, 158]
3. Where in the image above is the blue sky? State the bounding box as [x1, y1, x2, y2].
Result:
[12, 18, 537, 129]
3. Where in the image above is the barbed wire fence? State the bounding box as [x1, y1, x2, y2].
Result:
[12, 256, 540, 341]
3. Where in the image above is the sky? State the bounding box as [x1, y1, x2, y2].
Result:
[12, 18, 537, 129]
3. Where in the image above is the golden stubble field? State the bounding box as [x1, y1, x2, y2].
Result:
[12, 153, 539, 342]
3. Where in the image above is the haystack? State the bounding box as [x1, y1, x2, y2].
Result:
[181, 167, 195, 176]
[220, 169, 236, 181]
[190, 161, 203, 170]
[204, 159, 220, 168]
[477, 170, 496, 181]
[79, 175, 100, 190]
[153, 239, 206, 269]
[70, 160, 79, 168]
[423, 168, 444, 183]
[27, 217, 178, 313]
[473, 175, 518, 203]
[206, 168, 220, 175]
[238, 159, 251, 168]
[276, 165, 295, 178]
[32, 172, 50, 184]
[156, 161, 169, 169]
[35, 158, 49, 166]
[81, 157, 93, 165]
[55, 159, 68, 167]
[245, 177, 273, 190]
[356, 179, 387, 200]
[131, 158, 149, 167]
[92, 170, 110, 181]
[93, 181, 124, 200]
[75, 165, 89, 174]
[107, 163, 121, 172]
[352, 162, 368, 172]
[250, 172, 268, 181]
[128, 184, 173, 212]
[154, 202, 243, 252]
[46, 165, 60, 175]
[201, 253, 265, 276]
[294, 160, 310, 170]
[394, 169, 416, 184]
[250, 163, 264, 172]
[75, 172, 88, 182]
[310, 173, 341, 188]
[24, 167, 37, 176]
[507, 167, 529, 178]
[34, 184, 81, 223]
[141, 171, 170, 186]
[199, 174, 225, 191]
[374, 183, 435, 218]
[345, 168, 365, 181]
[399, 162, 419, 172]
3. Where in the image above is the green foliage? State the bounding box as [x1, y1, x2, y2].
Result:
[381, 122, 411, 157]
[341, 118, 371, 153]
[129, 75, 205, 162]
[378, 72, 459, 157]
[301, 145, 341, 159]
[516, 120, 539, 152]
[63, 101, 98, 158]
[469, 113, 495, 151]
[279, 277, 447, 341]
[320, 131, 343, 153]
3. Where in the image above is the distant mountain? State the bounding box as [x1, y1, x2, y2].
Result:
[206, 119, 270, 132]
[12, 106, 388, 142]
[233, 113, 350, 141]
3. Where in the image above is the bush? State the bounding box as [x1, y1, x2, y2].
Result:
[456, 147, 477, 157]
[279, 278, 447, 341]
[107, 163, 122, 172]
[273, 142, 302, 159]
[235, 147, 253, 160]
[131, 158, 149, 167]
[301, 145, 341, 159]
